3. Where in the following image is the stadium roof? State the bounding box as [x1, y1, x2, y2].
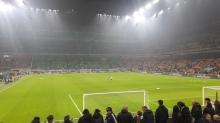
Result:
[1, 0, 220, 37]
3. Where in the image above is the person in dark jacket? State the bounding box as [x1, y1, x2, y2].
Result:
[117, 105, 134, 123]
[177, 101, 192, 123]
[155, 100, 168, 123]
[203, 102, 215, 118]
[93, 109, 104, 123]
[64, 115, 73, 123]
[214, 100, 220, 116]
[142, 106, 155, 123]
[78, 109, 94, 123]
[172, 105, 182, 123]
[199, 113, 212, 123]
[105, 107, 117, 123]
[133, 111, 147, 123]
[191, 100, 202, 123]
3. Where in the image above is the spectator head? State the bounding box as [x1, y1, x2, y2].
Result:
[206, 102, 212, 108]
[33, 116, 40, 123]
[83, 109, 90, 114]
[191, 100, 196, 105]
[203, 113, 212, 122]
[122, 105, 128, 111]
[94, 109, 101, 113]
[177, 101, 185, 108]
[158, 100, 163, 105]
[137, 111, 142, 116]
[205, 98, 211, 103]
[47, 115, 54, 123]
[106, 107, 112, 114]
[142, 106, 147, 112]
[173, 105, 179, 113]
[64, 115, 70, 121]
[31, 120, 38, 123]
[213, 114, 220, 121]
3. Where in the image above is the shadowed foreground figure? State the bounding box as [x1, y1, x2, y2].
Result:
[78, 109, 94, 123]
[117, 105, 134, 123]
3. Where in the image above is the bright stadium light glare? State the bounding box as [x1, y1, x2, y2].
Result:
[139, 8, 144, 13]
[159, 10, 163, 14]
[152, 0, 159, 4]
[152, 14, 156, 18]
[0, 2, 15, 11]
[133, 11, 138, 16]
[176, 3, 179, 6]
[126, 15, 130, 19]
[145, 3, 152, 9]
[17, 0, 24, 6]
[135, 16, 145, 22]
[167, 7, 170, 10]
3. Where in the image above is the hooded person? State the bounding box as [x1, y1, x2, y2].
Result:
[117, 105, 134, 123]
[93, 109, 104, 123]
[142, 106, 155, 123]
[78, 109, 94, 123]
[155, 100, 169, 123]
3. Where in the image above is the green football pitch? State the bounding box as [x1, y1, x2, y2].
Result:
[0, 73, 219, 123]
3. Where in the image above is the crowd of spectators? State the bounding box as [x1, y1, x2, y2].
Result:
[31, 98, 220, 123]
[123, 52, 220, 74]
[0, 55, 32, 70]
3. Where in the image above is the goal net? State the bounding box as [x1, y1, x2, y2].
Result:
[83, 90, 149, 114]
[80, 69, 91, 73]
[202, 86, 220, 106]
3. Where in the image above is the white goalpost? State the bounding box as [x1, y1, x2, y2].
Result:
[202, 86, 220, 106]
[83, 90, 149, 113]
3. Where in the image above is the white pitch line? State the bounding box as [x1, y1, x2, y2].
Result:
[0, 76, 31, 93]
[68, 94, 82, 116]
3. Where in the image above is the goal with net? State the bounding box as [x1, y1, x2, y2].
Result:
[83, 90, 149, 114]
[80, 69, 91, 73]
[202, 86, 220, 106]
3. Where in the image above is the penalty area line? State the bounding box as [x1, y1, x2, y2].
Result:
[68, 94, 82, 116]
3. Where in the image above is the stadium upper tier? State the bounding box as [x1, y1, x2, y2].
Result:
[0, 22, 220, 55]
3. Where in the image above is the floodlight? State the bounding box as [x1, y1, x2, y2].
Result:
[139, 8, 144, 13]
[167, 8, 170, 10]
[126, 15, 130, 19]
[0, 2, 14, 11]
[135, 16, 145, 22]
[153, 0, 159, 4]
[159, 10, 163, 14]
[176, 3, 179, 5]
[133, 11, 138, 16]
[145, 3, 151, 9]
[97, 14, 99, 16]
[17, 0, 24, 6]
[153, 14, 157, 18]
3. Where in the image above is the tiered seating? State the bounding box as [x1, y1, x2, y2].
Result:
[0, 55, 32, 69]
[32, 55, 125, 70]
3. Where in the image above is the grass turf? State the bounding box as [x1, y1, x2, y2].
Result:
[0, 73, 219, 123]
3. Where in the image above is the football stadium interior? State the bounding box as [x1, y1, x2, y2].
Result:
[0, 0, 220, 123]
